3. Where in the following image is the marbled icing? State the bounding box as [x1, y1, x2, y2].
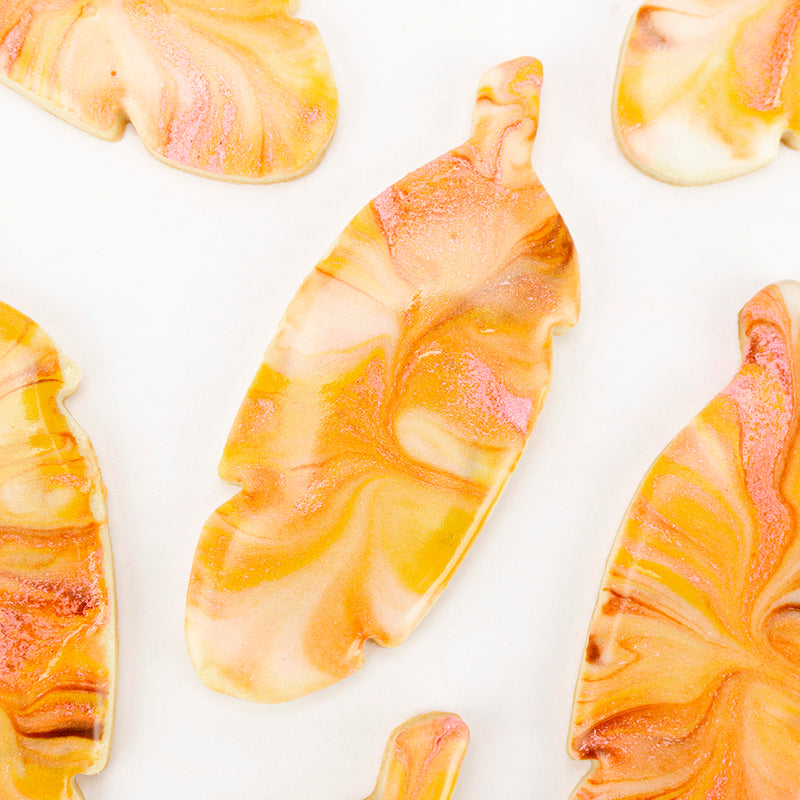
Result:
[569, 282, 800, 799]
[0, 0, 337, 181]
[0, 303, 115, 800]
[615, 0, 800, 184]
[185, 57, 580, 703]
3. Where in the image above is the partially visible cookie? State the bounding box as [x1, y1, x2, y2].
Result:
[0, 303, 115, 800]
[0, 0, 337, 182]
[569, 282, 800, 798]
[615, 1, 800, 184]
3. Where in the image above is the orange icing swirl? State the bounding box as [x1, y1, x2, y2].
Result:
[366, 714, 468, 800]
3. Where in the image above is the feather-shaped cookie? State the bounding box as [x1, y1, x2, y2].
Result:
[186, 57, 580, 702]
[570, 282, 800, 798]
[0, 303, 115, 800]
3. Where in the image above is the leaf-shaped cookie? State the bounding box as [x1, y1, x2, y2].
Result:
[366, 714, 468, 800]
[0, 303, 115, 800]
[0, 0, 337, 181]
[186, 57, 580, 702]
[569, 282, 800, 798]
[615, 0, 800, 184]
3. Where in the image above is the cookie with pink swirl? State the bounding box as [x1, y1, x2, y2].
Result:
[0, 0, 337, 181]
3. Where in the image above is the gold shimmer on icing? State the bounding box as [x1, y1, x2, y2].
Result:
[366, 714, 468, 800]
[0, 0, 337, 181]
[0, 303, 115, 800]
[569, 282, 800, 798]
[185, 57, 580, 703]
[615, 0, 800, 184]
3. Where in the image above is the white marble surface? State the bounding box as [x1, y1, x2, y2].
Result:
[1, 0, 798, 797]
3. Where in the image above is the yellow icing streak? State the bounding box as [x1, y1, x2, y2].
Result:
[185, 57, 580, 703]
[615, 0, 800, 184]
[366, 714, 469, 800]
[569, 283, 800, 800]
[0, 302, 115, 800]
[0, 0, 337, 181]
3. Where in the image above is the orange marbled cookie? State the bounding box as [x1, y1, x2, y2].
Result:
[366, 714, 468, 800]
[0, 303, 115, 799]
[0, 0, 337, 181]
[570, 282, 800, 798]
[615, 0, 800, 184]
[186, 56, 580, 702]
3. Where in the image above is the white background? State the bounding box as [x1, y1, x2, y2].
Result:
[1, 0, 799, 797]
